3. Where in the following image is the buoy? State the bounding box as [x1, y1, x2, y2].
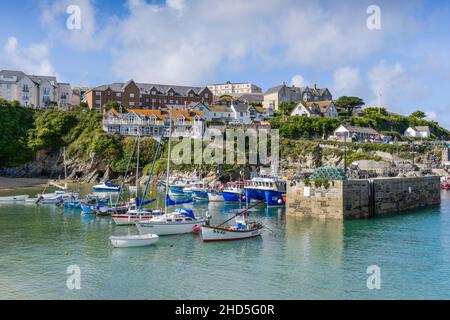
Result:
[193, 225, 201, 232]
[278, 198, 283, 205]
[242, 195, 246, 200]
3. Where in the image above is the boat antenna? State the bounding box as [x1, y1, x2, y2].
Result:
[164, 112, 173, 214]
[135, 131, 141, 200]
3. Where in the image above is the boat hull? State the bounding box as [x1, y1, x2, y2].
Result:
[192, 190, 209, 201]
[112, 213, 158, 225]
[201, 225, 263, 241]
[207, 192, 224, 202]
[222, 190, 243, 203]
[0, 195, 29, 201]
[109, 234, 159, 248]
[136, 219, 206, 236]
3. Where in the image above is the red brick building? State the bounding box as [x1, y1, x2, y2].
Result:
[84, 79, 213, 110]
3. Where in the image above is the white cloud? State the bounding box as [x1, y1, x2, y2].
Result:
[167, 0, 185, 12]
[332, 67, 361, 97]
[40, 0, 110, 50]
[426, 111, 437, 120]
[290, 74, 307, 87]
[35, 0, 416, 85]
[0, 37, 57, 76]
[368, 60, 427, 113]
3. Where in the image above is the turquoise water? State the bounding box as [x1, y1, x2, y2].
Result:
[1, 186, 450, 299]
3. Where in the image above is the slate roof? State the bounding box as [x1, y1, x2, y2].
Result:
[92, 80, 209, 96]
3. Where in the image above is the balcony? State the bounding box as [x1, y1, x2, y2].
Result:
[103, 119, 165, 126]
[22, 87, 30, 92]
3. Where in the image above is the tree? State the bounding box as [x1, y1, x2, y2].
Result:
[410, 110, 427, 119]
[335, 96, 365, 116]
[279, 102, 297, 116]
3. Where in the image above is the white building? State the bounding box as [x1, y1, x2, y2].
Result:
[404, 126, 431, 139]
[290, 100, 338, 118]
[0, 70, 76, 108]
[208, 81, 262, 96]
[103, 108, 205, 139]
[333, 125, 381, 142]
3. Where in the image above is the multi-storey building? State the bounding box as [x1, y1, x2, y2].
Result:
[0, 70, 76, 108]
[263, 81, 332, 111]
[85, 80, 213, 111]
[102, 108, 205, 139]
[207, 81, 262, 96]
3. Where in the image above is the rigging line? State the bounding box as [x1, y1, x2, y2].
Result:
[216, 200, 264, 227]
[41, 148, 63, 195]
[139, 135, 163, 211]
[117, 135, 139, 204]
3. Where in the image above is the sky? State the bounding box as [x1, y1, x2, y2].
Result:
[0, 0, 449, 128]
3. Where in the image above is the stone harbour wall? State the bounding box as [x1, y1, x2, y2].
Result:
[286, 176, 441, 219]
[372, 176, 440, 216]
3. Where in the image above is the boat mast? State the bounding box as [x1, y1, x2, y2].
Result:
[135, 132, 140, 199]
[165, 112, 173, 214]
[63, 147, 67, 190]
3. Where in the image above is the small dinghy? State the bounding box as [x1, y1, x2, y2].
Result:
[109, 233, 159, 248]
[0, 195, 29, 201]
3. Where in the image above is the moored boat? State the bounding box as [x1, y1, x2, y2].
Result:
[136, 208, 208, 236]
[201, 203, 264, 241]
[93, 182, 121, 192]
[244, 176, 286, 206]
[207, 191, 224, 202]
[222, 181, 247, 203]
[109, 233, 159, 248]
[0, 195, 29, 201]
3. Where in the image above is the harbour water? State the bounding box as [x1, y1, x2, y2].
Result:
[1, 186, 450, 299]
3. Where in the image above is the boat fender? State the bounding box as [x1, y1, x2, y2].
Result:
[193, 225, 201, 232]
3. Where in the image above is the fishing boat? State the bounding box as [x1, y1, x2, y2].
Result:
[201, 204, 264, 241]
[191, 182, 209, 202]
[207, 190, 224, 202]
[0, 195, 29, 201]
[136, 208, 208, 236]
[109, 233, 159, 248]
[136, 112, 206, 236]
[222, 181, 247, 203]
[244, 176, 286, 206]
[92, 182, 121, 192]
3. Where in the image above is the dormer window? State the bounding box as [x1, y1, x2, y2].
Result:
[149, 115, 157, 124]
[151, 90, 157, 95]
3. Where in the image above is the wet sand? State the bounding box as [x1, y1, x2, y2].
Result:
[0, 177, 48, 190]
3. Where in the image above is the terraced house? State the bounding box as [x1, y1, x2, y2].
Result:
[103, 108, 205, 138]
[85, 80, 213, 110]
[0, 70, 77, 108]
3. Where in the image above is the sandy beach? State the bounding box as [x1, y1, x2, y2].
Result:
[0, 177, 48, 190]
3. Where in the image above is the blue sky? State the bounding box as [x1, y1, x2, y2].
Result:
[1, 0, 450, 128]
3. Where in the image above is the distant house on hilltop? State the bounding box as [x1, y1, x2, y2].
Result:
[404, 126, 431, 139]
[290, 100, 338, 118]
[263, 82, 332, 111]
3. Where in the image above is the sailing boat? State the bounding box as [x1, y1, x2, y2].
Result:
[201, 203, 264, 241]
[136, 112, 208, 236]
[112, 133, 163, 225]
[37, 148, 78, 204]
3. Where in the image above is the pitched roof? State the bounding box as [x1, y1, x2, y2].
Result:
[90, 81, 210, 97]
[410, 126, 430, 133]
[341, 125, 380, 135]
[206, 105, 233, 112]
[232, 103, 249, 113]
[264, 84, 284, 95]
[304, 100, 334, 113]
